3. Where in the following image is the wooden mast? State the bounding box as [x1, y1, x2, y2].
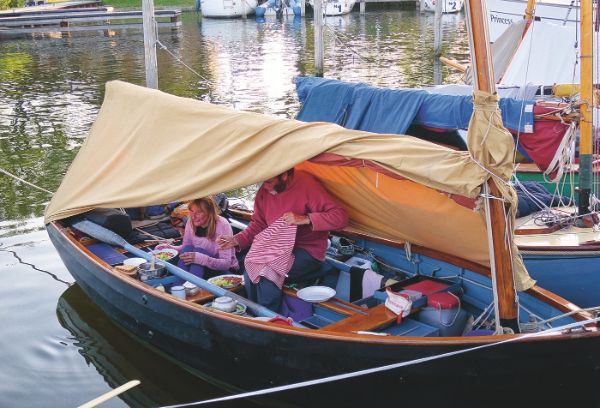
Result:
[578, 0, 593, 221]
[523, 0, 536, 22]
[464, 0, 519, 332]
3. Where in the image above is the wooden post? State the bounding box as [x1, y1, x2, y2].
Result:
[419, 0, 426, 14]
[242, 0, 247, 18]
[142, 0, 158, 89]
[433, 0, 442, 56]
[464, 0, 519, 332]
[360, 0, 365, 14]
[433, 58, 441, 85]
[301, 0, 305, 17]
[314, 0, 324, 77]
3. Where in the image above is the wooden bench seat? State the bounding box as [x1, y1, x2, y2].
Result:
[282, 288, 366, 317]
[321, 304, 398, 333]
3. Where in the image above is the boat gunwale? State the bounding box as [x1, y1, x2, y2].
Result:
[48, 220, 599, 345]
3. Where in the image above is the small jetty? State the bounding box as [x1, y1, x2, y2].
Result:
[0, 4, 180, 36]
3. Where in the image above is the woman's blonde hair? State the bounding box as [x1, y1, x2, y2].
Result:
[188, 196, 219, 239]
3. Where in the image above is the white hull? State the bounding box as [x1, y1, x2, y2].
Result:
[422, 0, 464, 13]
[308, 0, 356, 15]
[257, 6, 300, 15]
[486, 0, 580, 42]
[201, 0, 257, 17]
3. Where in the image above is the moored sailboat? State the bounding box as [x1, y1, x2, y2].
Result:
[45, 0, 600, 405]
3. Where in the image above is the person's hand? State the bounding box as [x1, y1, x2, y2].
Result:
[180, 252, 196, 266]
[282, 212, 311, 226]
[217, 235, 238, 250]
[155, 243, 172, 250]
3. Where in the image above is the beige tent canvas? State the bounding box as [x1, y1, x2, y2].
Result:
[44, 80, 533, 290]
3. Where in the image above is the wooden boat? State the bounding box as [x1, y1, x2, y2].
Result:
[45, 0, 600, 405]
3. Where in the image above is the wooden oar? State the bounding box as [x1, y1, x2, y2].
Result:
[78, 380, 140, 408]
[72, 220, 304, 326]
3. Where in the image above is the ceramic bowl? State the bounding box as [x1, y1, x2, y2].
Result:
[211, 296, 237, 313]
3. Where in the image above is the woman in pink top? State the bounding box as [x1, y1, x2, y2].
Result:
[157, 197, 239, 283]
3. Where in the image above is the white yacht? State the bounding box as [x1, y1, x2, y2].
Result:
[308, 0, 356, 16]
[200, 0, 257, 18]
[422, 0, 464, 13]
[487, 0, 580, 42]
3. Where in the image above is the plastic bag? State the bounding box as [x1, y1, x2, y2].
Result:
[384, 288, 412, 324]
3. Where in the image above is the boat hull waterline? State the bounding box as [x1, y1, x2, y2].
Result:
[47, 222, 600, 405]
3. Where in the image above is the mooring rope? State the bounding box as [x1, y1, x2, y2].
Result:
[0, 168, 54, 195]
[158, 316, 600, 408]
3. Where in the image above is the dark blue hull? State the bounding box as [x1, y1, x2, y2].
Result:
[524, 254, 600, 308]
[47, 222, 600, 407]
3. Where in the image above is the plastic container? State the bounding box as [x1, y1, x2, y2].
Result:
[345, 256, 372, 270]
[417, 292, 468, 337]
[170, 285, 186, 299]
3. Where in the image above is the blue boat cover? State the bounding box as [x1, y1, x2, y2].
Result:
[295, 77, 534, 134]
[86, 243, 128, 266]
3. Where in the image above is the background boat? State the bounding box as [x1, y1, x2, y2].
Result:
[307, 0, 356, 16]
[422, 0, 464, 13]
[255, 0, 302, 18]
[486, 0, 583, 42]
[200, 0, 257, 18]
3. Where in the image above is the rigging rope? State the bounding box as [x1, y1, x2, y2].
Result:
[0, 168, 54, 195]
[157, 315, 600, 408]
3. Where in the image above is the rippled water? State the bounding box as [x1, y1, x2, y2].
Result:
[0, 9, 469, 407]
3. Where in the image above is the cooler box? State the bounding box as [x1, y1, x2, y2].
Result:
[417, 292, 468, 337]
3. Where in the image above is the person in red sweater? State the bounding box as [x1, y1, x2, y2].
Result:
[218, 168, 348, 311]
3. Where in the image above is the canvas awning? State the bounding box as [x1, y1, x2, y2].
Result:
[44, 81, 534, 290]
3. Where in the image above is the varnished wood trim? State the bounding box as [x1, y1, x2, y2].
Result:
[519, 243, 600, 252]
[322, 304, 397, 333]
[50, 221, 599, 342]
[515, 224, 565, 235]
[526, 285, 594, 323]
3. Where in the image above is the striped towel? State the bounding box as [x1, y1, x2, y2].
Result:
[245, 217, 297, 289]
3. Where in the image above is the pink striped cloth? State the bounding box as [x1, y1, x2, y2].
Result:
[244, 217, 297, 289]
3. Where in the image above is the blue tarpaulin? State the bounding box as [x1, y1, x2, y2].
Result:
[295, 77, 534, 134]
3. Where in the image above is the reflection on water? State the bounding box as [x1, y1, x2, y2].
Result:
[57, 284, 261, 407]
[0, 9, 468, 222]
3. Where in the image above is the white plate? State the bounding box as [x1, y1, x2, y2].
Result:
[149, 248, 178, 261]
[208, 274, 244, 289]
[206, 302, 247, 315]
[123, 257, 147, 267]
[297, 286, 336, 303]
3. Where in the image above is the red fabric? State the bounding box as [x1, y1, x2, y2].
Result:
[427, 292, 459, 309]
[403, 280, 450, 296]
[244, 218, 296, 289]
[235, 171, 348, 261]
[268, 316, 294, 326]
[515, 105, 570, 174]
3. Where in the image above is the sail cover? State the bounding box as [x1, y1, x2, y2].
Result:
[500, 20, 599, 87]
[44, 81, 534, 290]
